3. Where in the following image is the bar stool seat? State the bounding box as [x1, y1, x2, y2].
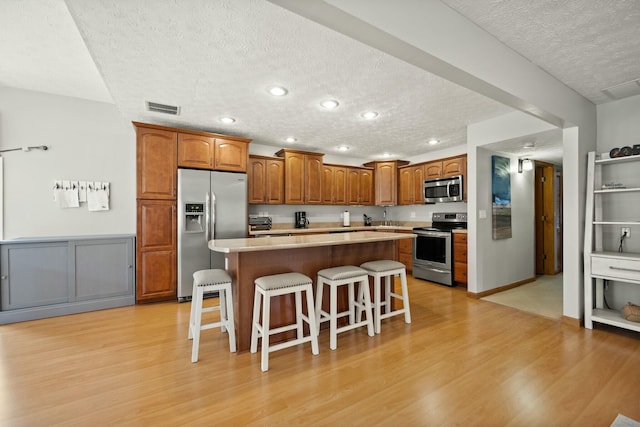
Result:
[359, 260, 411, 334]
[188, 269, 236, 362]
[315, 266, 374, 350]
[250, 272, 319, 372]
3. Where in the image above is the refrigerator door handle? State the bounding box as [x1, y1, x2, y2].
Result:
[210, 192, 216, 240]
[205, 192, 210, 243]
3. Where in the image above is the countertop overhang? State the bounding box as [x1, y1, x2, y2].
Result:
[209, 231, 415, 253]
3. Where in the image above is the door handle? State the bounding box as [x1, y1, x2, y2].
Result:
[609, 266, 640, 273]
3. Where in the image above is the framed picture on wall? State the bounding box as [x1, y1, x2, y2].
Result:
[492, 155, 512, 240]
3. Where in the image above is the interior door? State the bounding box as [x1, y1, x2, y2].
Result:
[535, 162, 558, 275]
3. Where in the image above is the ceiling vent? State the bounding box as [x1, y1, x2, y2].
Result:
[601, 78, 640, 101]
[145, 101, 180, 115]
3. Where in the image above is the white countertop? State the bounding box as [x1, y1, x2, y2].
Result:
[249, 224, 420, 235]
[209, 231, 415, 253]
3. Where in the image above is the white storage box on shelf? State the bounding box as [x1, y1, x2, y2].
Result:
[583, 151, 640, 332]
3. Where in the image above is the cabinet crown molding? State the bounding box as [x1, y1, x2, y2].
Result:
[132, 121, 251, 143]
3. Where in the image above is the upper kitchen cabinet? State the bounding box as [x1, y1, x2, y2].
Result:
[398, 164, 425, 205]
[177, 133, 215, 170]
[347, 167, 374, 205]
[214, 138, 249, 172]
[248, 155, 285, 204]
[364, 160, 409, 206]
[424, 161, 443, 179]
[177, 133, 250, 172]
[276, 149, 324, 205]
[323, 164, 348, 205]
[135, 124, 177, 200]
[442, 156, 466, 177]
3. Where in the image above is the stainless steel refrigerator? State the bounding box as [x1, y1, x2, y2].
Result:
[177, 169, 247, 301]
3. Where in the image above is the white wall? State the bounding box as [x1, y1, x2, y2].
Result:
[0, 87, 135, 239]
[467, 111, 554, 293]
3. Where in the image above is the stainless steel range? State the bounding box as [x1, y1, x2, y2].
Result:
[412, 212, 467, 286]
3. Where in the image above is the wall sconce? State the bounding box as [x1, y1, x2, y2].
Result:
[518, 158, 533, 173]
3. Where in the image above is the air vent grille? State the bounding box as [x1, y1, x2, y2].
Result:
[145, 101, 180, 115]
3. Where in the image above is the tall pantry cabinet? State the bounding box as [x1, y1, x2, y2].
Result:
[135, 124, 177, 302]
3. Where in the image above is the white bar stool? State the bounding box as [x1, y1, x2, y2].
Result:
[188, 269, 237, 362]
[315, 266, 374, 350]
[359, 260, 411, 334]
[250, 272, 319, 372]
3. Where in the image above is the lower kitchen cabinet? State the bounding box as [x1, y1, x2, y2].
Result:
[0, 236, 135, 324]
[453, 233, 468, 287]
[397, 231, 414, 272]
[136, 199, 176, 302]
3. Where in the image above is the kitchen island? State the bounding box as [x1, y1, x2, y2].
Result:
[209, 231, 415, 352]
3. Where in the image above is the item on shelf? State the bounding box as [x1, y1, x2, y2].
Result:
[633, 144, 640, 155]
[601, 182, 626, 189]
[609, 147, 620, 158]
[622, 302, 640, 323]
[620, 146, 633, 156]
[249, 216, 272, 231]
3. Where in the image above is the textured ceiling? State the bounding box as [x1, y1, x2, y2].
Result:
[3, 1, 639, 163]
[61, 0, 511, 160]
[441, 0, 640, 104]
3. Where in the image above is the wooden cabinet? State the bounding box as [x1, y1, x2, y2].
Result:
[276, 149, 324, 205]
[398, 164, 425, 205]
[248, 156, 284, 204]
[136, 199, 176, 302]
[178, 134, 249, 172]
[134, 122, 250, 303]
[397, 231, 414, 272]
[214, 138, 248, 172]
[424, 161, 443, 179]
[136, 125, 177, 200]
[322, 165, 348, 205]
[347, 167, 373, 205]
[443, 156, 465, 177]
[177, 133, 214, 169]
[364, 160, 408, 206]
[453, 233, 468, 287]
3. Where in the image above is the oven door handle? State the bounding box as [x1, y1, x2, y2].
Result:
[429, 268, 450, 274]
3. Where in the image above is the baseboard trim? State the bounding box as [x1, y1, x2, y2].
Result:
[561, 315, 582, 328]
[467, 276, 537, 299]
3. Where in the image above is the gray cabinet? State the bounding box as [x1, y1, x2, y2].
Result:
[71, 238, 134, 301]
[0, 235, 135, 324]
[1, 242, 69, 310]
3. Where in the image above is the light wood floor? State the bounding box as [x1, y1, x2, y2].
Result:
[1, 276, 639, 426]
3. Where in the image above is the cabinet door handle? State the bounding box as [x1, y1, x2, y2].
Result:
[1, 275, 6, 280]
[609, 266, 640, 273]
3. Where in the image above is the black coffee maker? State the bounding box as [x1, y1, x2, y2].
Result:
[295, 211, 308, 228]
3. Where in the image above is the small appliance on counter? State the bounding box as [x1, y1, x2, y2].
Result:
[363, 214, 372, 226]
[249, 216, 272, 231]
[294, 211, 309, 228]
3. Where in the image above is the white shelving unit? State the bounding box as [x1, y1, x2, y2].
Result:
[583, 151, 640, 332]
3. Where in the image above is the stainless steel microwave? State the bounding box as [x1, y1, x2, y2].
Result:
[423, 175, 463, 203]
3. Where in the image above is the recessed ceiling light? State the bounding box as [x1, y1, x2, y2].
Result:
[523, 141, 535, 149]
[382, 152, 391, 158]
[361, 111, 378, 120]
[320, 99, 339, 110]
[220, 116, 236, 124]
[337, 145, 350, 152]
[285, 137, 297, 143]
[268, 86, 288, 96]
[428, 139, 440, 145]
